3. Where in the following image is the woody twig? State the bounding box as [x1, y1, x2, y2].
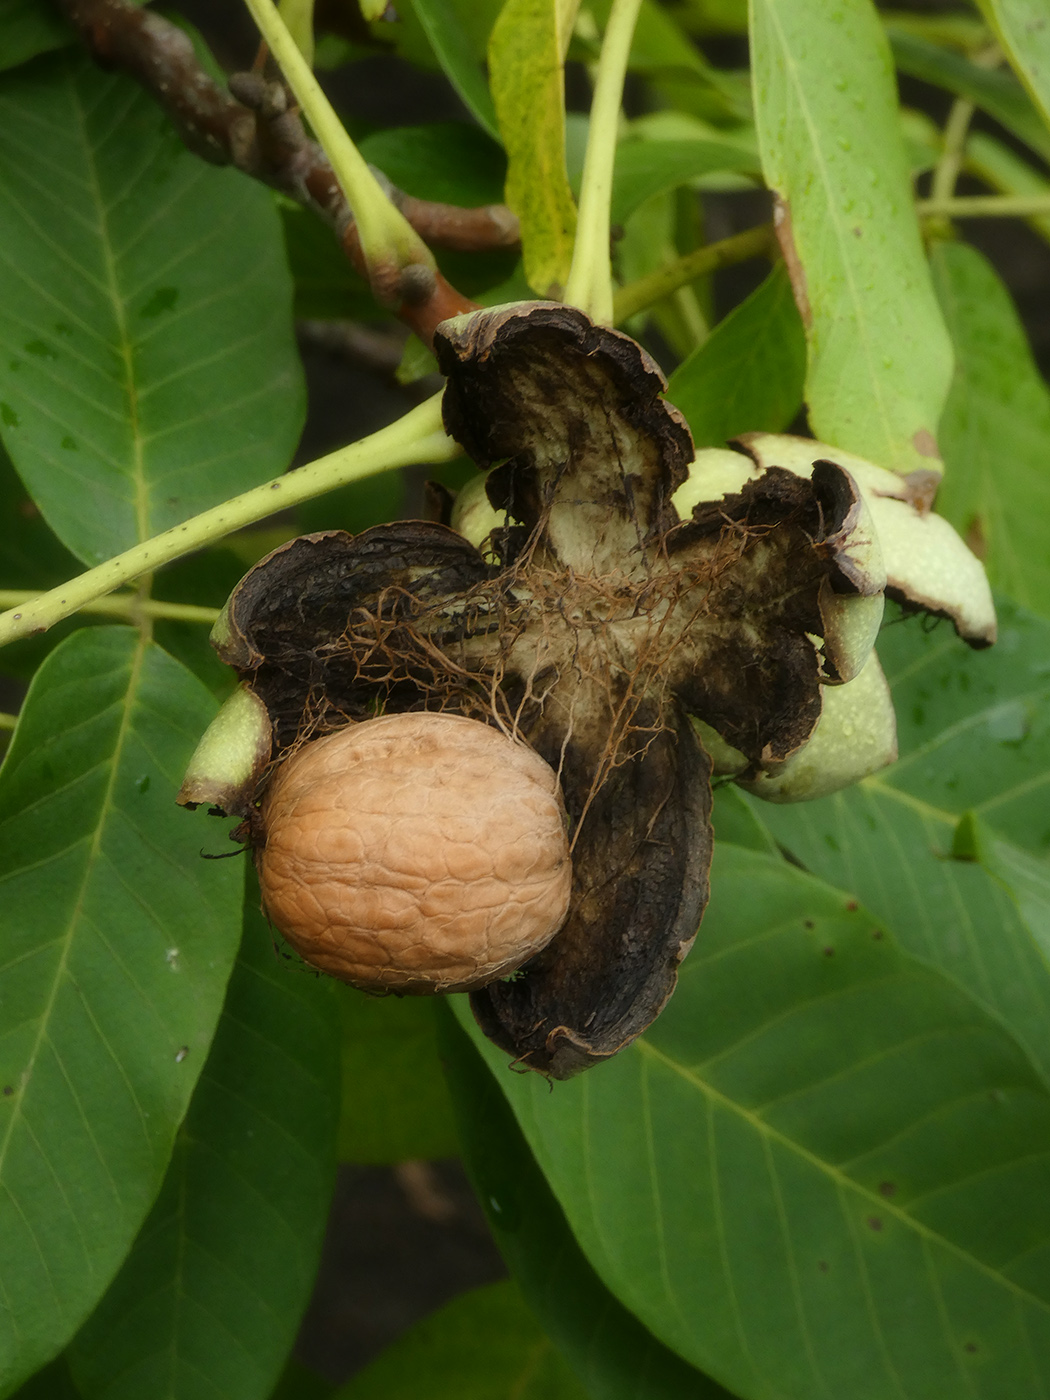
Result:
[54, 0, 519, 346]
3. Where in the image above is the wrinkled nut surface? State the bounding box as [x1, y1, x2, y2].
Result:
[258, 712, 572, 994]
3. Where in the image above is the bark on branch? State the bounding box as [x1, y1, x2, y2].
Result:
[54, 0, 519, 346]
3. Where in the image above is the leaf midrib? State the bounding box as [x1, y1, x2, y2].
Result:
[636, 1037, 1050, 1317]
[0, 633, 146, 1192]
[69, 62, 149, 544]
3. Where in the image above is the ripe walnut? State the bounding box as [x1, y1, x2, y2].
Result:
[257, 712, 572, 993]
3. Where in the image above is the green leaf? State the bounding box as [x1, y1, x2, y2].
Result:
[711, 783, 781, 856]
[280, 203, 377, 323]
[338, 992, 457, 1164]
[358, 123, 516, 300]
[334, 1280, 588, 1400]
[442, 1007, 739, 1400]
[295, 473, 405, 540]
[0, 438, 78, 590]
[971, 0, 1050, 146]
[9, 1356, 81, 1400]
[0, 0, 71, 73]
[0, 53, 305, 566]
[488, 0, 576, 296]
[359, 123, 506, 207]
[270, 1359, 333, 1400]
[880, 11, 991, 52]
[460, 843, 1050, 1399]
[589, 0, 747, 124]
[978, 821, 1050, 959]
[616, 188, 708, 359]
[755, 600, 1050, 1086]
[666, 262, 805, 448]
[68, 899, 340, 1400]
[0, 627, 244, 1393]
[889, 28, 1050, 162]
[965, 130, 1050, 245]
[406, 0, 501, 140]
[931, 240, 1050, 618]
[752, 0, 953, 476]
[610, 138, 760, 227]
[0, 443, 98, 684]
[151, 546, 254, 700]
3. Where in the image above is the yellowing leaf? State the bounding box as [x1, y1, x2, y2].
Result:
[489, 0, 578, 295]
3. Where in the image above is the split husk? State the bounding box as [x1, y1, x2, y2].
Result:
[185, 303, 991, 1077]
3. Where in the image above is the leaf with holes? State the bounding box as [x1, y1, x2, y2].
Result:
[755, 600, 1050, 1088]
[752, 0, 953, 477]
[0, 627, 243, 1393]
[0, 51, 304, 566]
[458, 841, 1050, 1399]
[68, 899, 339, 1400]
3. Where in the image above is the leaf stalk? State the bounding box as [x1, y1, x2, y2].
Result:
[0, 593, 220, 625]
[242, 0, 435, 298]
[613, 223, 775, 323]
[564, 0, 644, 323]
[0, 395, 457, 648]
[930, 98, 976, 207]
[917, 192, 1050, 218]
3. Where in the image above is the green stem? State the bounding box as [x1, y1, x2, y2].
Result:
[0, 592, 219, 624]
[242, 0, 432, 280]
[0, 713, 17, 731]
[929, 97, 975, 206]
[613, 223, 775, 323]
[0, 394, 457, 649]
[563, 0, 643, 323]
[917, 193, 1050, 217]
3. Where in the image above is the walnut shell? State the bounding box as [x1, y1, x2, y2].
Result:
[257, 712, 572, 993]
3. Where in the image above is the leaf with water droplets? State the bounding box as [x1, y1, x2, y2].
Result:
[751, 0, 952, 476]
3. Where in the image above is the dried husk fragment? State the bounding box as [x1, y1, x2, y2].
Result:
[734, 432, 997, 647]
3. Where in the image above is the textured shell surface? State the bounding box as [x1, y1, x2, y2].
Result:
[258, 712, 572, 994]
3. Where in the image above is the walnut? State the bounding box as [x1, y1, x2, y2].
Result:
[256, 712, 572, 993]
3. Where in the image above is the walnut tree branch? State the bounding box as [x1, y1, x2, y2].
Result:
[53, 0, 519, 345]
